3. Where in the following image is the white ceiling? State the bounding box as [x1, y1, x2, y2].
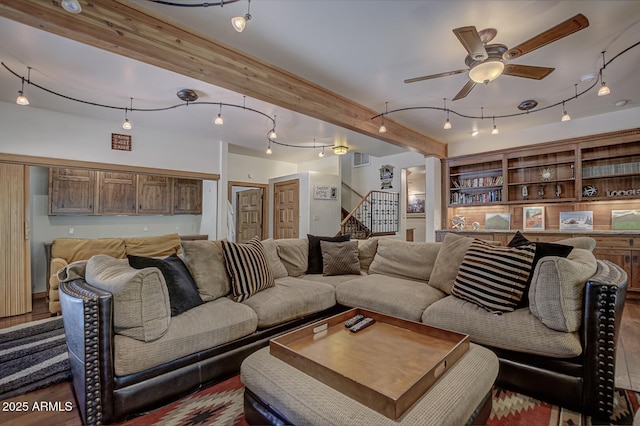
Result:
[1, 1, 639, 163]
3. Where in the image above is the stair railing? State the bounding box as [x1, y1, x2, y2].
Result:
[339, 190, 399, 238]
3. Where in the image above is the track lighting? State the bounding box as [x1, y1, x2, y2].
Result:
[16, 67, 30, 106]
[214, 103, 223, 125]
[442, 98, 452, 129]
[122, 98, 133, 129]
[379, 102, 388, 133]
[269, 115, 277, 139]
[491, 116, 499, 135]
[266, 140, 272, 155]
[319, 146, 325, 158]
[598, 52, 611, 97]
[471, 130, 479, 137]
[232, 0, 252, 33]
[561, 101, 571, 122]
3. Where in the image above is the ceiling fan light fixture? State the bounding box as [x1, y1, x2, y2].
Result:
[469, 60, 504, 84]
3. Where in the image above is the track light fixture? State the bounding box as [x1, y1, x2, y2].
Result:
[561, 101, 571, 122]
[598, 52, 611, 97]
[379, 102, 388, 133]
[16, 67, 30, 106]
[319, 145, 325, 158]
[443, 98, 452, 129]
[491, 116, 499, 135]
[269, 115, 277, 139]
[214, 102, 224, 125]
[232, 0, 252, 33]
[266, 140, 272, 155]
[122, 98, 134, 129]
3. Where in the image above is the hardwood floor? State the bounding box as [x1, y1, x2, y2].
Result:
[1, 297, 639, 426]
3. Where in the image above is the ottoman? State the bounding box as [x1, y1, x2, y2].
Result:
[241, 343, 499, 426]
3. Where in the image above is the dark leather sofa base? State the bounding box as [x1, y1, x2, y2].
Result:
[243, 387, 493, 425]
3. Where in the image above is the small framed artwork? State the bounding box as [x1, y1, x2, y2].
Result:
[560, 211, 593, 231]
[485, 213, 511, 230]
[313, 185, 337, 200]
[612, 210, 640, 230]
[407, 193, 426, 214]
[523, 206, 545, 230]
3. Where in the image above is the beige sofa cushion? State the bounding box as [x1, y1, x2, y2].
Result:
[555, 236, 596, 252]
[181, 240, 230, 301]
[357, 238, 378, 272]
[368, 239, 441, 282]
[51, 237, 126, 263]
[275, 239, 308, 277]
[528, 248, 598, 332]
[428, 233, 474, 294]
[336, 274, 445, 322]
[261, 238, 288, 279]
[422, 296, 582, 358]
[114, 297, 258, 376]
[124, 233, 182, 257]
[242, 277, 336, 328]
[85, 254, 171, 342]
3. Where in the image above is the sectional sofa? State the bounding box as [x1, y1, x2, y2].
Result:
[58, 233, 627, 425]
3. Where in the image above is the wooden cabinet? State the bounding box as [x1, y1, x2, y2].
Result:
[137, 175, 172, 215]
[98, 171, 137, 214]
[447, 155, 503, 206]
[580, 141, 640, 202]
[49, 168, 96, 215]
[49, 168, 203, 216]
[173, 178, 202, 214]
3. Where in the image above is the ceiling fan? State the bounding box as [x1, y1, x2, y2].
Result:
[405, 14, 589, 101]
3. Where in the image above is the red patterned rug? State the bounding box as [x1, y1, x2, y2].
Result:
[119, 376, 639, 426]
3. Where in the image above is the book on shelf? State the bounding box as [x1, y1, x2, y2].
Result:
[452, 175, 503, 189]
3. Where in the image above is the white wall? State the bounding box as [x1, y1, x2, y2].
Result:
[227, 153, 297, 183]
[448, 106, 640, 157]
[309, 172, 341, 236]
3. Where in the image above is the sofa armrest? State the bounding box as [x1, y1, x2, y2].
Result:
[581, 260, 627, 417]
[60, 279, 115, 426]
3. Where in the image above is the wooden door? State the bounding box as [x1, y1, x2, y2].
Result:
[49, 168, 96, 215]
[98, 171, 137, 214]
[273, 179, 299, 239]
[174, 178, 203, 214]
[138, 175, 172, 215]
[0, 163, 31, 317]
[236, 188, 263, 243]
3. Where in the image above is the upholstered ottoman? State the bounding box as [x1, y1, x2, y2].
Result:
[240, 343, 498, 426]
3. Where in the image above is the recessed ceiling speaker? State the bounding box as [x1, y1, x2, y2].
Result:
[176, 89, 199, 102]
[517, 99, 538, 111]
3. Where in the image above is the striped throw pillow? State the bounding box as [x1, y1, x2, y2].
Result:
[222, 237, 274, 302]
[451, 239, 535, 314]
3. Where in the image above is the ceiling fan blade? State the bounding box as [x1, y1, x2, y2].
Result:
[404, 69, 468, 84]
[453, 26, 488, 61]
[452, 80, 476, 101]
[503, 14, 589, 61]
[503, 64, 555, 80]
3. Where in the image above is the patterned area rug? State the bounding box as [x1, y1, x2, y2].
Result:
[120, 375, 640, 426]
[0, 316, 71, 400]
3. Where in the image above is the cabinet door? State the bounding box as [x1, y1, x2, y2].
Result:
[98, 172, 137, 214]
[137, 175, 172, 215]
[173, 178, 202, 214]
[631, 251, 640, 293]
[49, 168, 96, 215]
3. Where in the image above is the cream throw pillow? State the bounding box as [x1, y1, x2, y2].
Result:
[181, 240, 231, 301]
[368, 239, 441, 282]
[85, 254, 171, 342]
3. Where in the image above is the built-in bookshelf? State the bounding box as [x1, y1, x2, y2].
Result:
[442, 128, 640, 233]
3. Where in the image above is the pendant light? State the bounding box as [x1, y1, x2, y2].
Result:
[214, 103, 224, 125]
[268, 115, 277, 139]
[561, 101, 571, 122]
[231, 0, 252, 33]
[266, 139, 272, 155]
[122, 98, 133, 129]
[379, 102, 388, 133]
[16, 67, 30, 106]
[491, 116, 499, 135]
[598, 52, 611, 97]
[443, 98, 452, 129]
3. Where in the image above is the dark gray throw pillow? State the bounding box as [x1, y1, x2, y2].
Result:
[128, 253, 203, 316]
[307, 234, 351, 274]
[507, 231, 573, 307]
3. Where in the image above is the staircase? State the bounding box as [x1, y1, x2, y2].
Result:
[339, 188, 399, 239]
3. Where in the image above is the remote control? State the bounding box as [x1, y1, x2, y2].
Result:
[349, 317, 375, 333]
[344, 314, 365, 328]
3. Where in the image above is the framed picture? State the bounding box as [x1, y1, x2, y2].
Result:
[485, 213, 511, 230]
[313, 185, 337, 200]
[612, 210, 640, 230]
[407, 192, 425, 214]
[523, 206, 545, 230]
[559, 211, 593, 231]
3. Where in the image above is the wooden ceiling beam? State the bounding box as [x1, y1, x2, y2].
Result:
[0, 0, 447, 158]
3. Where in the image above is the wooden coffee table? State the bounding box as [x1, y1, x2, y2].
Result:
[241, 309, 499, 425]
